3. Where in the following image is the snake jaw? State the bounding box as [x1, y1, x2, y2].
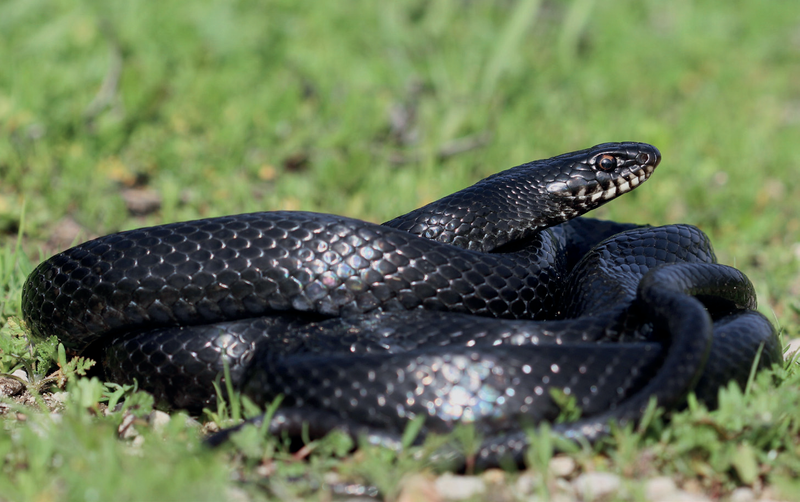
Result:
[545, 164, 652, 202]
[598, 160, 657, 201]
[546, 143, 660, 205]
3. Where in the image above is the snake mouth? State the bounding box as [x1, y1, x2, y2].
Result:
[546, 144, 660, 203]
[545, 162, 656, 202]
[590, 162, 657, 202]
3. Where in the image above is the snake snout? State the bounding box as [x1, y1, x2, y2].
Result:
[635, 144, 661, 170]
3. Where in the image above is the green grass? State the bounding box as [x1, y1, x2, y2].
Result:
[2, 0, 800, 500]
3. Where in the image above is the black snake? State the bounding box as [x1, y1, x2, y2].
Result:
[21, 142, 780, 467]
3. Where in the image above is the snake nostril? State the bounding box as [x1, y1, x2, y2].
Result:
[636, 153, 651, 165]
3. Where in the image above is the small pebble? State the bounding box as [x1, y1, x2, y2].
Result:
[47, 217, 92, 251]
[555, 477, 576, 498]
[572, 472, 621, 500]
[482, 468, 506, 484]
[184, 416, 201, 428]
[118, 413, 138, 439]
[398, 474, 440, 502]
[668, 492, 712, 502]
[0, 376, 24, 397]
[643, 488, 711, 502]
[784, 338, 800, 361]
[255, 463, 273, 478]
[323, 471, 341, 485]
[51, 392, 69, 404]
[730, 487, 755, 502]
[549, 455, 577, 477]
[11, 369, 28, 382]
[130, 435, 145, 451]
[682, 479, 704, 494]
[645, 476, 678, 501]
[481, 469, 512, 501]
[514, 473, 538, 495]
[434, 473, 485, 501]
[149, 410, 171, 433]
[122, 187, 162, 216]
[203, 421, 220, 434]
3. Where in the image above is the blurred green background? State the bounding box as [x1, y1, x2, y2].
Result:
[1, 0, 798, 323]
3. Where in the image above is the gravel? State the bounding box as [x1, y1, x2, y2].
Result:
[572, 472, 622, 500]
[434, 473, 486, 500]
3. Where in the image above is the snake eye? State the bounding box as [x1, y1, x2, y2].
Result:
[597, 154, 617, 171]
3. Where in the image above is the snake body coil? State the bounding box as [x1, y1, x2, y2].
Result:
[22, 142, 780, 466]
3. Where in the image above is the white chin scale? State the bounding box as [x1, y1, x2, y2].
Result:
[548, 164, 654, 203]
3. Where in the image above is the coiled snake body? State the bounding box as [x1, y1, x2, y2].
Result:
[22, 142, 780, 466]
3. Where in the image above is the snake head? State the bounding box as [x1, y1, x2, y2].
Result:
[544, 142, 661, 207]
